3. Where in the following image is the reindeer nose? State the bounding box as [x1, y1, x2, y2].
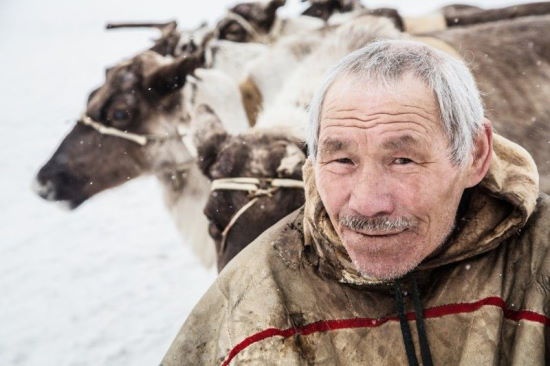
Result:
[34, 164, 75, 201]
[32, 175, 57, 200]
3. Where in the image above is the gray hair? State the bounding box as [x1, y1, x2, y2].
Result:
[307, 39, 484, 165]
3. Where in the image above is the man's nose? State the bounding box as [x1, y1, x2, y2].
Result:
[348, 166, 394, 217]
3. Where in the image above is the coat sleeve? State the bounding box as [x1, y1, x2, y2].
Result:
[160, 211, 307, 365]
[160, 279, 231, 366]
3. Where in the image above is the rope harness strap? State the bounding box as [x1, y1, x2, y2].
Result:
[79, 115, 188, 146]
[210, 177, 304, 254]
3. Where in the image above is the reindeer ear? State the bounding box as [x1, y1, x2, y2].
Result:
[230, 0, 285, 33]
[367, 8, 405, 31]
[276, 141, 306, 179]
[267, 0, 286, 11]
[192, 105, 229, 178]
[263, 0, 286, 30]
[144, 52, 204, 95]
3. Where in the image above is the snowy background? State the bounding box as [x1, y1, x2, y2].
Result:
[0, 0, 540, 365]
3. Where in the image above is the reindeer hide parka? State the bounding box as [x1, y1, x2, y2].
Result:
[161, 134, 550, 365]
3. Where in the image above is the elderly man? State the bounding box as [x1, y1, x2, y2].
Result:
[162, 40, 549, 365]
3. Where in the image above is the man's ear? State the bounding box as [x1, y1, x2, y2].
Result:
[465, 118, 493, 188]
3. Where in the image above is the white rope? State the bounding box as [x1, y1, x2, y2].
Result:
[219, 197, 260, 254]
[271, 178, 305, 189]
[80, 115, 148, 145]
[211, 176, 304, 254]
[79, 114, 189, 146]
[211, 177, 304, 192]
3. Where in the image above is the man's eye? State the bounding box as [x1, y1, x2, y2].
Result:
[334, 158, 354, 165]
[393, 157, 414, 165]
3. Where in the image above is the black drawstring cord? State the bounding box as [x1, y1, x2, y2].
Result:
[412, 277, 434, 366]
[394, 280, 419, 366]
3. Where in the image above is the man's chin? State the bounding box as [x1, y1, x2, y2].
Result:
[345, 246, 420, 281]
[360, 266, 412, 281]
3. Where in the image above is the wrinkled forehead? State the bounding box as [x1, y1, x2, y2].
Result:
[321, 72, 440, 119]
[331, 70, 434, 99]
[316, 73, 447, 155]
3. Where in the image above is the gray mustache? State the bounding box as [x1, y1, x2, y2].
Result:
[339, 215, 416, 232]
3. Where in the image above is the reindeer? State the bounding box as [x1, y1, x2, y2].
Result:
[192, 105, 306, 271]
[214, 0, 328, 44]
[301, 0, 363, 22]
[215, 0, 287, 42]
[33, 44, 255, 266]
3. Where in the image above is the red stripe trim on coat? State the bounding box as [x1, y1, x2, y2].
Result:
[220, 296, 550, 366]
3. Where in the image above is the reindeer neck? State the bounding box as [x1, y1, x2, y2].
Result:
[155, 163, 216, 267]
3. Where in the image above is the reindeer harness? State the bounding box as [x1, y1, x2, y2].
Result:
[79, 115, 192, 147]
[210, 177, 304, 254]
[79, 114, 197, 189]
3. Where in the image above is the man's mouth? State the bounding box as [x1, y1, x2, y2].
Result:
[351, 228, 408, 237]
[338, 215, 416, 238]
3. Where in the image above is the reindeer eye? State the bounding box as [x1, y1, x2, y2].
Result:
[107, 106, 133, 128]
[221, 21, 248, 42]
[113, 109, 129, 120]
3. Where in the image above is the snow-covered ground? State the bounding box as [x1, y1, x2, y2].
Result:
[0, 0, 538, 365]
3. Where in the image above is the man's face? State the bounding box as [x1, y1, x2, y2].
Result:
[314, 74, 474, 280]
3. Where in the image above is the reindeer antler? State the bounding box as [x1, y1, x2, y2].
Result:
[105, 20, 180, 56]
[105, 21, 177, 36]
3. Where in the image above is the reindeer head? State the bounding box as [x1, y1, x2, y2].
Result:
[192, 105, 306, 270]
[34, 50, 204, 208]
[301, 0, 362, 21]
[215, 0, 286, 43]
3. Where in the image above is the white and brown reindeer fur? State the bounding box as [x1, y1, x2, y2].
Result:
[215, 0, 325, 44]
[192, 105, 306, 270]
[254, 15, 402, 137]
